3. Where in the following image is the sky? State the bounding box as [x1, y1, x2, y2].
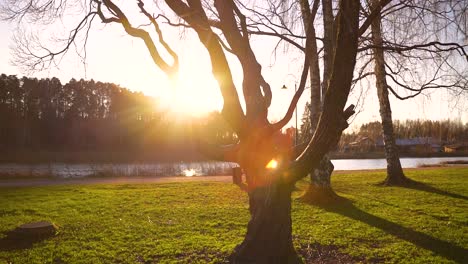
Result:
[0, 3, 466, 132]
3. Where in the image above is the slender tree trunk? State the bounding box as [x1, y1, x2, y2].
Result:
[298, 0, 321, 133]
[371, 3, 409, 185]
[230, 180, 300, 263]
[321, 0, 335, 100]
[300, 0, 340, 203]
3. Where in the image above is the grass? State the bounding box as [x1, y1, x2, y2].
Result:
[0, 167, 467, 263]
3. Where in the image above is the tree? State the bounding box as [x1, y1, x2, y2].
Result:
[244, 0, 396, 203]
[365, 0, 467, 185]
[370, 0, 407, 185]
[3, 0, 362, 261]
[255, 0, 467, 190]
[297, 0, 339, 203]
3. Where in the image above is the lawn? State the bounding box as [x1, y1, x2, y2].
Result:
[0, 167, 467, 263]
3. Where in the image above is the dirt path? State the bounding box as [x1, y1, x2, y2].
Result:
[0, 175, 233, 187]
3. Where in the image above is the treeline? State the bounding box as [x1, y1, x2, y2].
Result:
[342, 120, 468, 144]
[0, 74, 236, 161]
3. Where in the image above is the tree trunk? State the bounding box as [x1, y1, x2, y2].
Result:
[321, 0, 335, 100]
[298, 0, 321, 133]
[300, 155, 342, 204]
[371, 3, 409, 186]
[298, 0, 340, 203]
[230, 181, 300, 263]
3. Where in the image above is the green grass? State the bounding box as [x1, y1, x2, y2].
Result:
[0, 168, 467, 263]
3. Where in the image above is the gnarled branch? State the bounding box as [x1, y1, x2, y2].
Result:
[98, 0, 178, 77]
[164, 0, 246, 135]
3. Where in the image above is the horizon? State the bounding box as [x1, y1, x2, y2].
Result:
[1, 71, 467, 132]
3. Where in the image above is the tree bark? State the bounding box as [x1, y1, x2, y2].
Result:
[230, 181, 300, 263]
[300, 155, 343, 204]
[298, 0, 321, 134]
[301, 0, 339, 203]
[321, 0, 335, 100]
[371, 2, 409, 186]
[4, 0, 361, 262]
[232, 0, 360, 260]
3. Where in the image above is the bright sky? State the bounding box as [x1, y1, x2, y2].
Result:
[0, 8, 466, 132]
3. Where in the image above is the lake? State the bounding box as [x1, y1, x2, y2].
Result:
[332, 157, 468, 171]
[0, 157, 467, 178]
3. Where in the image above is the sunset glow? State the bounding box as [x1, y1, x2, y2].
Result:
[158, 65, 222, 117]
[183, 169, 196, 177]
[265, 159, 278, 169]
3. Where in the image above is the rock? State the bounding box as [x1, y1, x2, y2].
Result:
[0, 221, 57, 250]
[14, 221, 57, 238]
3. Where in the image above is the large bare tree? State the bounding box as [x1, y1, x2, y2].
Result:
[2, 0, 363, 261]
[244, 0, 394, 202]
[247, 0, 467, 191]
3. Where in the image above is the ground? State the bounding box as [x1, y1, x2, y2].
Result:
[0, 167, 467, 263]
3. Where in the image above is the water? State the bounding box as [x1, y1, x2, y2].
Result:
[332, 157, 468, 171]
[0, 157, 466, 178]
[0, 161, 238, 178]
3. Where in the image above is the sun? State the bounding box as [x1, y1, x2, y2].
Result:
[159, 67, 223, 117]
[183, 169, 197, 177]
[265, 159, 278, 169]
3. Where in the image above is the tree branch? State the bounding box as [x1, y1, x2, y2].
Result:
[214, 0, 270, 118]
[99, 0, 178, 77]
[287, 0, 361, 183]
[165, 0, 246, 135]
[359, 41, 468, 61]
[12, 9, 97, 71]
[359, 0, 392, 36]
[137, 0, 179, 69]
[269, 55, 310, 132]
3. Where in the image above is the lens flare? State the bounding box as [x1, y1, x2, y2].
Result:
[265, 159, 278, 169]
[183, 169, 196, 177]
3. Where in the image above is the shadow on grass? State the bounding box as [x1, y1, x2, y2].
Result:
[0, 230, 51, 251]
[401, 181, 468, 201]
[316, 199, 468, 263]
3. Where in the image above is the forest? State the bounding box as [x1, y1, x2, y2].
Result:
[299, 101, 468, 148]
[341, 120, 468, 146]
[3, 72, 466, 162]
[0, 74, 237, 161]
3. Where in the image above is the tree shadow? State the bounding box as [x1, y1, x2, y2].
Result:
[350, 194, 464, 225]
[400, 181, 468, 201]
[0, 230, 51, 251]
[297, 185, 349, 207]
[318, 199, 468, 263]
